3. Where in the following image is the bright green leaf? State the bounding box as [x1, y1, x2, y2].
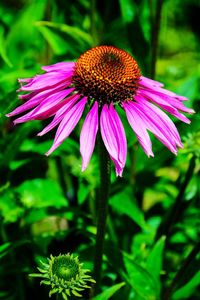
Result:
[15, 179, 68, 209]
[172, 270, 200, 300]
[123, 252, 158, 300]
[36, 21, 93, 48]
[119, 0, 136, 23]
[93, 282, 125, 300]
[37, 26, 71, 55]
[146, 236, 166, 294]
[109, 188, 146, 229]
[0, 26, 12, 67]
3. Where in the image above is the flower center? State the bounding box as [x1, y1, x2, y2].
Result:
[51, 255, 80, 281]
[73, 45, 141, 104]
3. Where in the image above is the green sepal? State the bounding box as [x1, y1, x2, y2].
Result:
[62, 292, 68, 300]
[40, 280, 51, 285]
[72, 290, 82, 297]
[49, 288, 58, 297]
[29, 273, 45, 278]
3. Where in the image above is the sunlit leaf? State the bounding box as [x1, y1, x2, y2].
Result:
[15, 179, 68, 209]
[109, 188, 146, 229]
[93, 282, 125, 300]
[172, 270, 200, 300]
[0, 26, 12, 67]
[146, 236, 166, 294]
[36, 21, 93, 48]
[123, 252, 158, 300]
[119, 0, 136, 23]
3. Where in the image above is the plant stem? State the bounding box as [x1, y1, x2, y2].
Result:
[93, 134, 111, 295]
[163, 241, 200, 300]
[150, 0, 164, 78]
[56, 294, 61, 300]
[156, 156, 196, 240]
[90, 0, 98, 45]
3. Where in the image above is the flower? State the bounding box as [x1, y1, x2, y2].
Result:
[6, 46, 194, 176]
[30, 253, 95, 299]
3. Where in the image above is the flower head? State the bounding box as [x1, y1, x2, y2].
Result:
[6, 46, 194, 176]
[30, 253, 95, 299]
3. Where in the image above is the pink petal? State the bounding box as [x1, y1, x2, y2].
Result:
[46, 97, 87, 155]
[80, 101, 99, 171]
[140, 76, 164, 87]
[42, 62, 75, 72]
[136, 97, 183, 148]
[18, 78, 32, 83]
[13, 88, 74, 123]
[129, 98, 180, 153]
[123, 102, 154, 157]
[7, 88, 64, 117]
[139, 76, 188, 102]
[19, 70, 73, 91]
[37, 94, 80, 136]
[136, 90, 191, 123]
[100, 104, 127, 176]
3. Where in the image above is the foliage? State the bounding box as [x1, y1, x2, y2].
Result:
[0, 0, 199, 300]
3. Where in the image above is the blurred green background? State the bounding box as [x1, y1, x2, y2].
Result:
[0, 0, 199, 299]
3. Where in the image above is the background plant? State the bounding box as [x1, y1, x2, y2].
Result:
[0, 0, 199, 300]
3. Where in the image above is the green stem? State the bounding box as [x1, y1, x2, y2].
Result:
[93, 134, 111, 295]
[163, 241, 200, 300]
[90, 0, 98, 45]
[150, 0, 164, 78]
[56, 294, 61, 300]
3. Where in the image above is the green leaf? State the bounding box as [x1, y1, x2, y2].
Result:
[93, 282, 125, 300]
[6, 1, 47, 65]
[36, 21, 93, 48]
[109, 188, 146, 229]
[36, 26, 71, 56]
[123, 253, 158, 300]
[119, 0, 136, 23]
[0, 240, 29, 258]
[0, 192, 24, 223]
[0, 243, 11, 259]
[146, 236, 166, 294]
[0, 26, 12, 67]
[172, 270, 200, 300]
[15, 179, 68, 209]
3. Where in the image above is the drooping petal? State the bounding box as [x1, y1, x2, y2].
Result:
[42, 62, 75, 72]
[100, 104, 127, 176]
[46, 97, 87, 155]
[136, 90, 192, 123]
[139, 80, 188, 101]
[80, 101, 98, 171]
[6, 89, 73, 119]
[13, 88, 74, 123]
[19, 70, 73, 92]
[123, 101, 154, 157]
[137, 97, 182, 148]
[128, 98, 181, 153]
[37, 94, 80, 136]
[145, 87, 193, 112]
[6, 89, 52, 117]
[140, 76, 164, 87]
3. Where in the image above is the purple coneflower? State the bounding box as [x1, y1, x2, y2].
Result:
[6, 46, 194, 176]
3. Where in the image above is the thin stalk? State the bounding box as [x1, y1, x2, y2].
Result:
[163, 241, 200, 300]
[43, 0, 52, 64]
[93, 134, 111, 295]
[56, 294, 62, 300]
[90, 0, 98, 45]
[156, 156, 196, 240]
[150, 0, 164, 78]
[55, 156, 68, 199]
